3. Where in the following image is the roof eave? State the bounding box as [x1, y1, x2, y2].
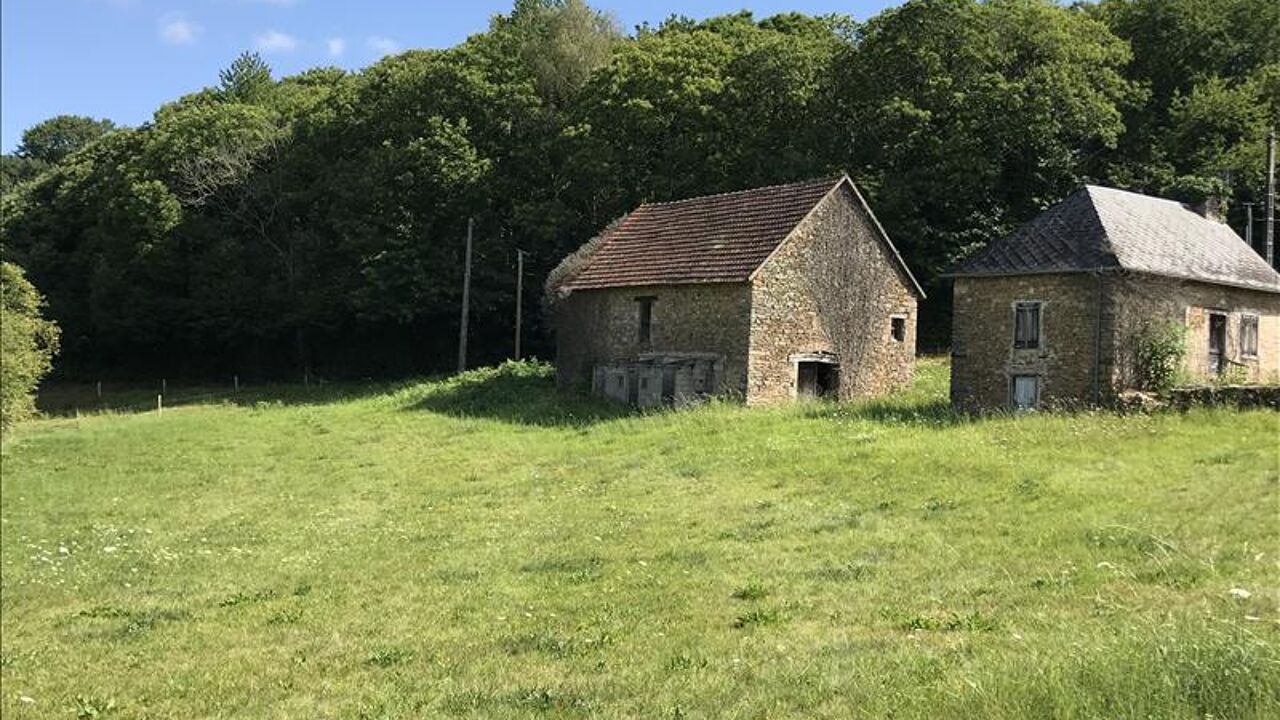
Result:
[945, 266, 1280, 294]
[562, 276, 753, 292]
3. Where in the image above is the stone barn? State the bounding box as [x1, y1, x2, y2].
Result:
[949, 185, 1280, 412]
[548, 174, 924, 406]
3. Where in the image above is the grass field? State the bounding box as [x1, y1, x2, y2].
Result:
[2, 357, 1277, 719]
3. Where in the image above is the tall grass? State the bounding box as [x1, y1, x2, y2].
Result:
[2, 357, 1276, 718]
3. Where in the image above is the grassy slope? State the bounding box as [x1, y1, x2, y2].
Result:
[1, 358, 1277, 719]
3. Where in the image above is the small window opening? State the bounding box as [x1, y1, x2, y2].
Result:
[1010, 375, 1040, 411]
[636, 296, 655, 344]
[1241, 314, 1259, 358]
[1014, 302, 1041, 349]
[891, 316, 906, 342]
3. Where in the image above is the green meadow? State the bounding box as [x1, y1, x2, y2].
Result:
[1, 358, 1277, 719]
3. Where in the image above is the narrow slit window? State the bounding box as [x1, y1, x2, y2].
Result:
[636, 296, 655, 344]
[1014, 302, 1041, 349]
[1241, 314, 1259, 358]
[891, 316, 906, 342]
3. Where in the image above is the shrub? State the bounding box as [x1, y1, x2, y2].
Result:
[1132, 320, 1186, 392]
[1214, 363, 1250, 386]
[1, 261, 60, 431]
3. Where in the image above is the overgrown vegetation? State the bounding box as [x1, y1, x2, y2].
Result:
[1132, 319, 1188, 391]
[1, 0, 1276, 378]
[2, 358, 1276, 718]
[0, 261, 59, 431]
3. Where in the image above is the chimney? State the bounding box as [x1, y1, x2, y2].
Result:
[1193, 195, 1228, 223]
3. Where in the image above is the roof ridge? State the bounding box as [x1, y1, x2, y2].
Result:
[639, 173, 845, 209]
[1086, 183, 1186, 207]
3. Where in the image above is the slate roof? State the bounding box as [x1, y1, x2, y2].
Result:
[951, 185, 1280, 293]
[563, 175, 923, 296]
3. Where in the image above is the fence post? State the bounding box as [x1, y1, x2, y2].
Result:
[157, 394, 163, 416]
[96, 381, 102, 401]
[234, 374, 240, 392]
[162, 378, 167, 395]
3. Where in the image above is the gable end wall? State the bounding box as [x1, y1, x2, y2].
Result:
[748, 184, 917, 405]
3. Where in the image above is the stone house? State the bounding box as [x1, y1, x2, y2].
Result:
[548, 174, 925, 406]
[949, 185, 1280, 412]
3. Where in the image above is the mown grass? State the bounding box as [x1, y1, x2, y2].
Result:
[1, 357, 1277, 719]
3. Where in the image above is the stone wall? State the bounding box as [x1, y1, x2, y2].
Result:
[1108, 274, 1280, 385]
[748, 183, 918, 404]
[1168, 385, 1280, 410]
[553, 282, 752, 394]
[950, 274, 1104, 411]
[952, 271, 1280, 411]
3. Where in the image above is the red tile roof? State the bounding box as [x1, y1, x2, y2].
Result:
[564, 175, 844, 290]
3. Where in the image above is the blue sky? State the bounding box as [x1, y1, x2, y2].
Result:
[2, 1, 902, 153]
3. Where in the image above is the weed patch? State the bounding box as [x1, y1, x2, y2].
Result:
[364, 648, 413, 668]
[733, 607, 786, 629]
[730, 583, 770, 601]
[894, 610, 999, 633]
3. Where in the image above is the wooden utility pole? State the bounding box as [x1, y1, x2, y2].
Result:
[457, 217, 473, 373]
[514, 249, 525, 360]
[1243, 202, 1255, 252]
[1266, 129, 1276, 269]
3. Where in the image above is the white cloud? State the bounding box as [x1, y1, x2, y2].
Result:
[327, 37, 346, 57]
[255, 30, 299, 53]
[159, 15, 200, 45]
[367, 36, 399, 56]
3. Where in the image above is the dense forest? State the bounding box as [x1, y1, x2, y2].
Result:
[1, 0, 1276, 382]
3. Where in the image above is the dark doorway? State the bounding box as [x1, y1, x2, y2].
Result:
[661, 364, 676, 403]
[797, 361, 839, 399]
[1208, 313, 1226, 374]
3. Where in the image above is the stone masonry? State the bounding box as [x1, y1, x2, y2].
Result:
[951, 272, 1280, 411]
[748, 183, 917, 404]
[1109, 274, 1280, 384]
[951, 274, 1103, 411]
[554, 282, 752, 396]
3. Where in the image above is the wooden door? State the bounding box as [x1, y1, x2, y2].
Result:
[1208, 313, 1226, 374]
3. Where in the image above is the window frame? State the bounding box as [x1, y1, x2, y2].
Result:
[1009, 374, 1041, 412]
[1240, 313, 1259, 359]
[890, 315, 907, 343]
[1013, 301, 1043, 350]
[635, 296, 656, 345]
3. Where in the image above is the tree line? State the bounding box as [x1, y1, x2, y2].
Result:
[1, 0, 1276, 382]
